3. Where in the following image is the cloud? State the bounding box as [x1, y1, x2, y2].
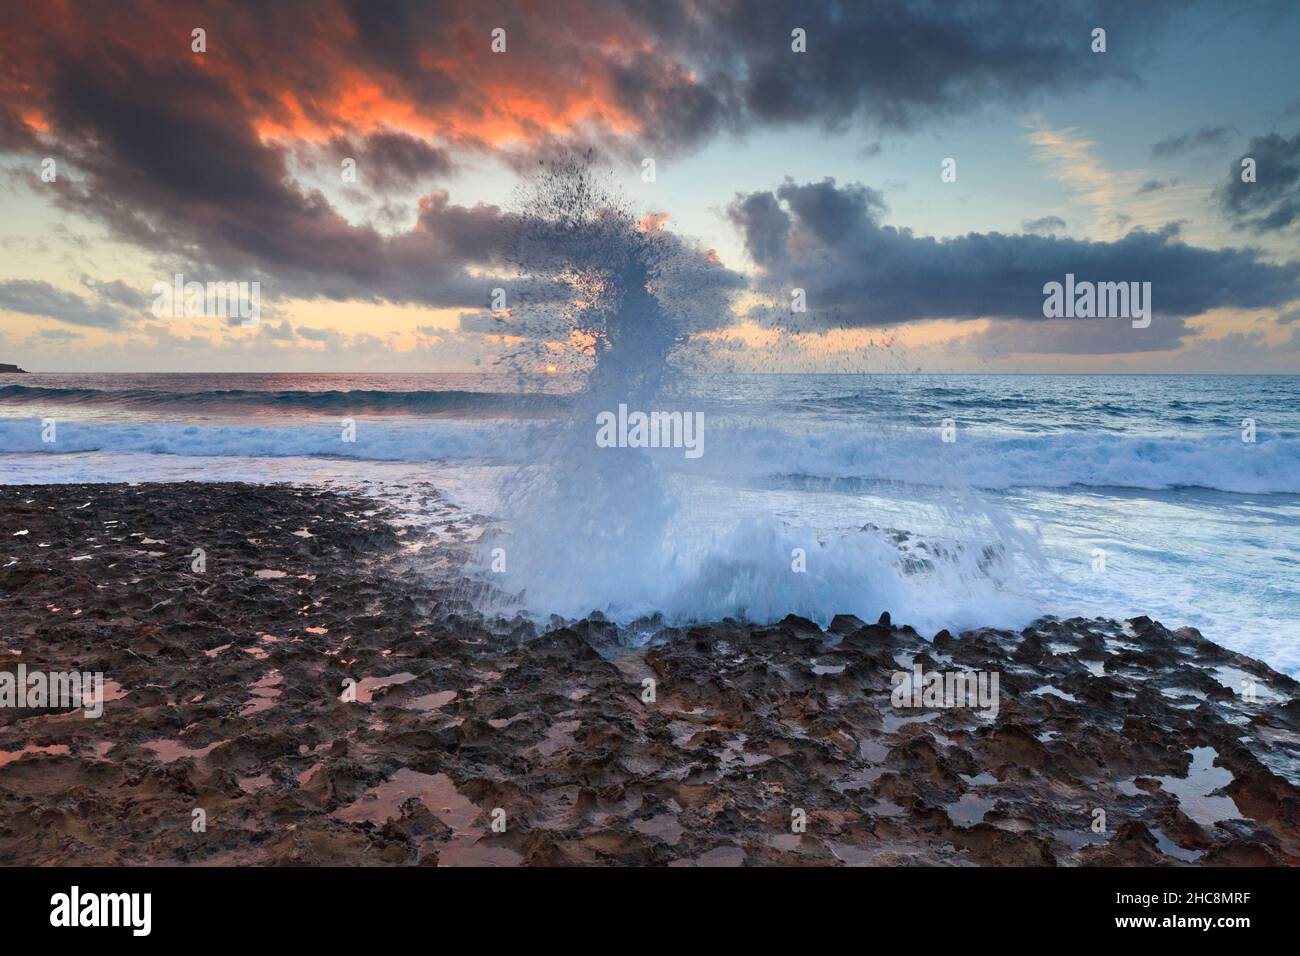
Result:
[1025, 121, 1207, 240]
[261, 320, 296, 341]
[726, 177, 1300, 353]
[0, 13, 525, 312]
[325, 131, 455, 192]
[725, 191, 792, 263]
[78, 275, 148, 310]
[37, 327, 84, 341]
[960, 315, 1191, 355]
[1022, 215, 1067, 234]
[1151, 125, 1235, 158]
[0, 0, 1214, 327]
[295, 325, 338, 343]
[0, 0, 1277, 371]
[0, 279, 133, 328]
[1136, 178, 1176, 195]
[1220, 130, 1300, 233]
[654, 0, 1183, 142]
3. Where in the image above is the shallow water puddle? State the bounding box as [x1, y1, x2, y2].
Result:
[768, 833, 803, 851]
[633, 812, 684, 845]
[331, 767, 522, 866]
[880, 710, 939, 734]
[870, 799, 906, 817]
[1116, 777, 1145, 797]
[1030, 685, 1078, 703]
[1052, 827, 1108, 850]
[1161, 686, 1208, 701]
[830, 842, 875, 865]
[82, 680, 128, 709]
[0, 744, 70, 768]
[347, 672, 417, 703]
[332, 768, 479, 827]
[1151, 827, 1203, 862]
[810, 658, 846, 675]
[945, 793, 995, 827]
[859, 738, 890, 762]
[240, 670, 283, 716]
[1211, 665, 1281, 704]
[403, 690, 457, 711]
[1156, 746, 1242, 827]
[835, 765, 888, 792]
[143, 738, 225, 763]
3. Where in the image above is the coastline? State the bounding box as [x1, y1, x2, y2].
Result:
[1, 481, 1297, 866]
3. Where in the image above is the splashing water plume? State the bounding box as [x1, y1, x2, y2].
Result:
[474, 153, 1038, 632]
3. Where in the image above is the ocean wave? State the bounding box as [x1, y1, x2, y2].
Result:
[0, 384, 564, 416]
[1, 417, 1296, 495]
[696, 425, 1300, 495]
[0, 417, 536, 463]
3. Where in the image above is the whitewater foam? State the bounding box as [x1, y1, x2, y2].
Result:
[4, 416, 1295, 495]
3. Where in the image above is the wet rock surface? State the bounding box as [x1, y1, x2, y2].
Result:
[1, 482, 1297, 866]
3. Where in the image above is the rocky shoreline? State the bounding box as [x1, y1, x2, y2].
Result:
[1, 482, 1297, 866]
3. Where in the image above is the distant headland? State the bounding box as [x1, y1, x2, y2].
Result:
[0, 364, 28, 373]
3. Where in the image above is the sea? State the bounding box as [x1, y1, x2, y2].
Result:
[2, 371, 1297, 675]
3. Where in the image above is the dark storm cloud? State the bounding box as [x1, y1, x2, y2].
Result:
[1151, 125, 1235, 158]
[594, 0, 1208, 154]
[724, 192, 791, 264]
[33, 34, 522, 309]
[0, 280, 132, 329]
[1220, 131, 1300, 233]
[327, 132, 456, 191]
[0, 0, 1214, 317]
[728, 178, 1300, 343]
[0, 4, 518, 310]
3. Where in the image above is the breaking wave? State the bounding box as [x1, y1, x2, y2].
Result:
[2, 417, 1295, 495]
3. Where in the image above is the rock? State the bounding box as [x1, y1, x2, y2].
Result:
[828, 614, 866, 634]
[3, 482, 1296, 868]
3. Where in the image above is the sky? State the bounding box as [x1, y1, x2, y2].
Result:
[1, 0, 1298, 374]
